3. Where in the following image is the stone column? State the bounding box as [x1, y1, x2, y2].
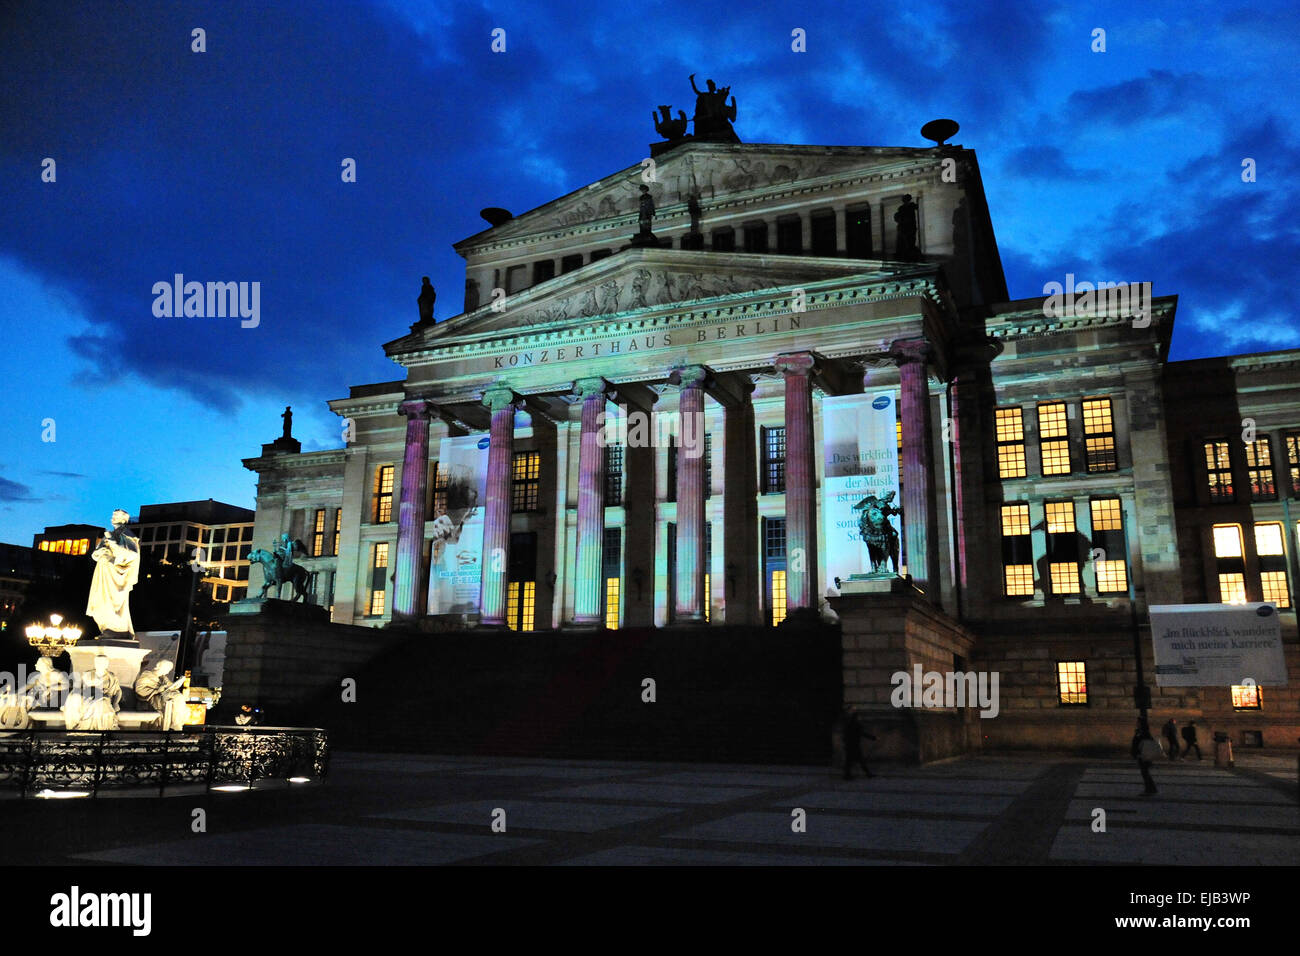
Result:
[669, 365, 710, 623]
[891, 339, 940, 598]
[776, 352, 818, 612]
[392, 399, 434, 620]
[479, 386, 520, 627]
[572, 377, 612, 626]
[722, 377, 760, 624]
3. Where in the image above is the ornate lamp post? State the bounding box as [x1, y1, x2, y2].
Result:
[25, 613, 82, 660]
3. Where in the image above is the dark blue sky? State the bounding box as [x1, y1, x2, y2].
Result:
[2, 0, 1297, 543]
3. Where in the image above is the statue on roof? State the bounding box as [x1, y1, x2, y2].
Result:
[653, 105, 689, 141]
[417, 276, 436, 326]
[689, 74, 738, 140]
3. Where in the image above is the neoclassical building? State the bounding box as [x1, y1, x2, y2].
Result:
[242, 123, 1299, 751]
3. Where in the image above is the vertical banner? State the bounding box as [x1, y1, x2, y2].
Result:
[427, 434, 489, 614]
[823, 392, 901, 589]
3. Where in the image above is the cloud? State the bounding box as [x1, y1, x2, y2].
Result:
[0, 477, 37, 503]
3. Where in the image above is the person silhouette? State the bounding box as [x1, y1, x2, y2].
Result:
[1180, 720, 1202, 760]
[1162, 718, 1179, 761]
[841, 707, 876, 780]
[1131, 720, 1159, 794]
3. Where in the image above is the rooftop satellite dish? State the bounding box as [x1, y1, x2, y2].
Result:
[480, 207, 513, 227]
[920, 118, 960, 146]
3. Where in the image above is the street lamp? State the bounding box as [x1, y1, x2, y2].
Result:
[25, 613, 81, 659]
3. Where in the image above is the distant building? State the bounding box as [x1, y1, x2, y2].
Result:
[32, 523, 102, 557]
[0, 543, 88, 633]
[134, 499, 256, 604]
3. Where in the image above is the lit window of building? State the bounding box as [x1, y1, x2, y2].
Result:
[1001, 503, 1034, 596]
[1245, 438, 1276, 499]
[1082, 398, 1118, 472]
[1285, 431, 1300, 497]
[511, 450, 541, 512]
[1231, 684, 1262, 710]
[1038, 403, 1071, 475]
[1057, 661, 1088, 705]
[1213, 523, 1247, 603]
[604, 442, 624, 507]
[1204, 441, 1234, 502]
[312, 508, 326, 556]
[1089, 498, 1128, 593]
[764, 517, 787, 625]
[368, 542, 389, 616]
[603, 528, 621, 629]
[506, 581, 536, 631]
[332, 509, 341, 556]
[1254, 522, 1290, 608]
[995, 407, 1026, 478]
[372, 465, 395, 522]
[1045, 500, 1080, 595]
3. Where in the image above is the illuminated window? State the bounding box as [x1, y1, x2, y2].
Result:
[312, 509, 326, 556]
[604, 442, 624, 506]
[1285, 432, 1300, 496]
[1082, 398, 1118, 472]
[1044, 501, 1081, 594]
[1231, 684, 1262, 710]
[1255, 523, 1290, 608]
[996, 407, 1026, 478]
[332, 509, 341, 556]
[1218, 573, 1247, 604]
[368, 588, 385, 616]
[1090, 498, 1128, 593]
[1245, 438, 1276, 499]
[1049, 563, 1080, 594]
[1057, 661, 1088, 705]
[506, 581, 536, 631]
[605, 578, 620, 629]
[704, 433, 713, 500]
[770, 569, 787, 626]
[1204, 441, 1233, 502]
[896, 418, 903, 453]
[1002, 503, 1034, 596]
[1038, 403, 1072, 475]
[762, 426, 786, 493]
[1045, 500, 1075, 533]
[39, 541, 48, 551]
[432, 462, 449, 517]
[372, 465, 395, 522]
[511, 451, 541, 512]
[373, 542, 389, 567]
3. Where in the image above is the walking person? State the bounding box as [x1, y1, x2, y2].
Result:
[841, 707, 877, 780]
[1131, 720, 1160, 795]
[1181, 720, 1202, 760]
[1162, 718, 1180, 762]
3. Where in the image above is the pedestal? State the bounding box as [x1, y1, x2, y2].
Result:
[66, 639, 152, 691]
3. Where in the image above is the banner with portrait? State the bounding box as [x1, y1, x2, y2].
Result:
[427, 434, 489, 614]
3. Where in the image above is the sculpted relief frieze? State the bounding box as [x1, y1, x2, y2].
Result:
[533, 267, 775, 324]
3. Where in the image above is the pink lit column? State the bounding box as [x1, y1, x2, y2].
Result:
[479, 386, 520, 627]
[393, 399, 434, 620]
[891, 339, 940, 597]
[572, 377, 611, 626]
[669, 365, 709, 623]
[776, 352, 818, 611]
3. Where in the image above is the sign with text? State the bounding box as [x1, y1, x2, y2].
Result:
[427, 434, 489, 615]
[1150, 603, 1287, 686]
[822, 392, 901, 590]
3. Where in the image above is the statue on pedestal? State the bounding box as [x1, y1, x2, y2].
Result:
[249, 534, 312, 602]
[853, 491, 902, 576]
[0, 658, 70, 728]
[63, 654, 122, 730]
[894, 194, 920, 261]
[689, 74, 737, 140]
[416, 277, 436, 327]
[86, 509, 140, 639]
[135, 660, 189, 731]
[653, 105, 689, 141]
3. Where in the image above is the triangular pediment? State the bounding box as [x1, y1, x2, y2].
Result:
[454, 142, 938, 251]
[386, 247, 925, 356]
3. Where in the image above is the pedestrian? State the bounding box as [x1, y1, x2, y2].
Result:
[1131, 720, 1160, 795]
[1162, 718, 1179, 761]
[841, 707, 877, 780]
[1181, 720, 1202, 760]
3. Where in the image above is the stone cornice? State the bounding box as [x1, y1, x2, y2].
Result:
[242, 450, 347, 473]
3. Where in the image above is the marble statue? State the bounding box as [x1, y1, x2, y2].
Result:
[853, 490, 902, 576]
[63, 655, 122, 731]
[134, 660, 189, 731]
[1, 658, 71, 728]
[86, 509, 140, 638]
[417, 276, 436, 325]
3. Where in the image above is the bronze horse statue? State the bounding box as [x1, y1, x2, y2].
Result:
[248, 548, 312, 602]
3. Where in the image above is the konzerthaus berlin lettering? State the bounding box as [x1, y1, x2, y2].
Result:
[242, 120, 1299, 753]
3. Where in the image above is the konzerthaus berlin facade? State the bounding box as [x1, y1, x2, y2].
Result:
[243, 129, 1300, 751]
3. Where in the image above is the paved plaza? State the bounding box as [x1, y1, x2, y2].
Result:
[7, 749, 1295, 866]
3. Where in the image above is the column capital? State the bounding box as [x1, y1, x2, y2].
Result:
[483, 386, 523, 412]
[668, 364, 711, 390]
[398, 398, 436, 421]
[572, 376, 614, 401]
[774, 351, 817, 377]
[888, 338, 932, 367]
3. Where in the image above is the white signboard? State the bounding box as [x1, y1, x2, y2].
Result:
[427, 434, 489, 614]
[1150, 603, 1287, 686]
[822, 392, 901, 590]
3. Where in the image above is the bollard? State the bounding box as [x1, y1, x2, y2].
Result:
[1213, 731, 1233, 769]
